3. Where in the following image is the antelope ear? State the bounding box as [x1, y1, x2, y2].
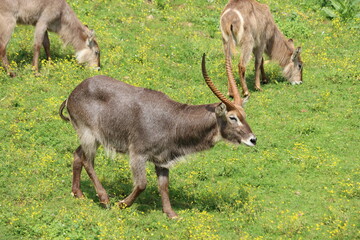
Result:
[88, 29, 96, 40]
[288, 39, 294, 48]
[242, 96, 249, 107]
[291, 47, 301, 62]
[86, 29, 95, 44]
[215, 103, 227, 117]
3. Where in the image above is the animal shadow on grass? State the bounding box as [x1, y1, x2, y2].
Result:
[235, 69, 287, 93]
[78, 177, 250, 214]
[8, 49, 71, 70]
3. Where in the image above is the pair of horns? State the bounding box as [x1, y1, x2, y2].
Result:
[201, 53, 243, 110]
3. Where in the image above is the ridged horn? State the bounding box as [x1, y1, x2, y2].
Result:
[202, 53, 236, 110]
[225, 41, 242, 106]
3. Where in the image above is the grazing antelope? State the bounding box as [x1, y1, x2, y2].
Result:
[220, 0, 303, 97]
[59, 54, 256, 218]
[0, 0, 100, 77]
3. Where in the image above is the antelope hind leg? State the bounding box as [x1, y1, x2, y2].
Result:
[80, 146, 110, 208]
[118, 154, 147, 208]
[238, 64, 249, 96]
[238, 43, 253, 97]
[72, 146, 85, 198]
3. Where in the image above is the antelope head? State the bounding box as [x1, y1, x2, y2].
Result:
[76, 26, 101, 70]
[202, 54, 256, 147]
[284, 40, 303, 85]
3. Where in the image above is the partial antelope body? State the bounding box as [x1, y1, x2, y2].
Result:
[0, 0, 100, 77]
[59, 54, 256, 218]
[220, 0, 303, 96]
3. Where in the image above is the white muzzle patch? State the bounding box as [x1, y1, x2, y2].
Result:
[241, 134, 257, 147]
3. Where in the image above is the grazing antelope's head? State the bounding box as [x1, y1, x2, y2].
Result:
[202, 54, 256, 147]
[76, 27, 100, 70]
[283, 40, 303, 85]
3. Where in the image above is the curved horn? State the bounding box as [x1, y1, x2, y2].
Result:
[225, 41, 242, 106]
[201, 54, 236, 110]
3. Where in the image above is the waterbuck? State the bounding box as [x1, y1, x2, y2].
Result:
[220, 0, 303, 97]
[0, 0, 100, 77]
[59, 54, 256, 218]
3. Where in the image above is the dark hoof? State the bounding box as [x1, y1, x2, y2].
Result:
[168, 214, 179, 219]
[118, 200, 129, 209]
[71, 191, 85, 199]
[100, 202, 111, 209]
[34, 72, 41, 77]
[8, 72, 16, 78]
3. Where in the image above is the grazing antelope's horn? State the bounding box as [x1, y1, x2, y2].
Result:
[225, 42, 242, 106]
[201, 54, 236, 110]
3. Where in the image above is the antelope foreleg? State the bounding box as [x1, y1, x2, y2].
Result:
[254, 56, 262, 91]
[32, 21, 48, 72]
[155, 166, 178, 219]
[260, 57, 268, 84]
[42, 31, 51, 61]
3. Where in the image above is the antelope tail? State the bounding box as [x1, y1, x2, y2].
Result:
[59, 99, 70, 121]
[228, 24, 237, 57]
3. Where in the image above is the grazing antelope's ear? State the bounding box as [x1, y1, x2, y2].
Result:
[86, 29, 96, 46]
[291, 47, 301, 62]
[288, 39, 294, 48]
[215, 103, 227, 117]
[242, 96, 249, 107]
[88, 29, 95, 41]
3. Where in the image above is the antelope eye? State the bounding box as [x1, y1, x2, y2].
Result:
[229, 116, 238, 122]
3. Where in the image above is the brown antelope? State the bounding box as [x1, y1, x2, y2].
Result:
[0, 0, 100, 77]
[220, 0, 303, 97]
[59, 54, 256, 219]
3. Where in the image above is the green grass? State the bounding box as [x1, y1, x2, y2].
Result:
[1, 0, 359, 239]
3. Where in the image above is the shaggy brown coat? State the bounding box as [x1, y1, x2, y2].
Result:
[221, 0, 303, 96]
[0, 0, 100, 76]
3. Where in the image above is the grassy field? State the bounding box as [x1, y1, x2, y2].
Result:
[0, 0, 359, 239]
